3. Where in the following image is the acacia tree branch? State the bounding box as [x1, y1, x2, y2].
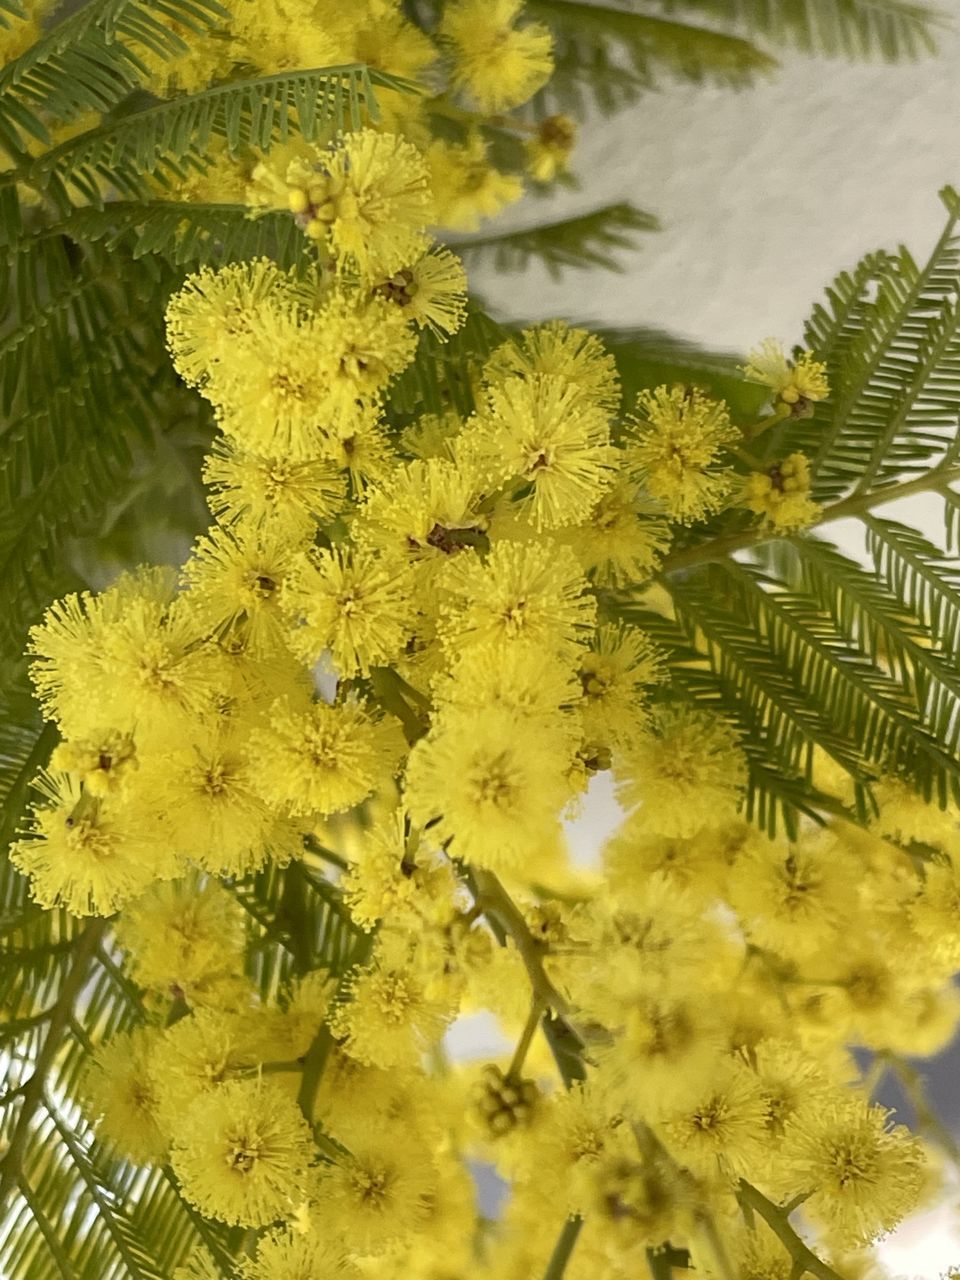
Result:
[659, 462, 960, 575]
[737, 1180, 843, 1280]
[470, 868, 570, 1014]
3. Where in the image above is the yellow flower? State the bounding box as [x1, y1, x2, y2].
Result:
[340, 808, 453, 931]
[148, 1008, 266, 1132]
[577, 623, 664, 754]
[316, 1134, 436, 1254]
[600, 991, 725, 1117]
[404, 705, 570, 873]
[169, 1078, 315, 1227]
[294, 130, 432, 277]
[269, 970, 339, 1060]
[559, 478, 671, 586]
[310, 290, 418, 428]
[10, 773, 176, 917]
[353, 454, 489, 574]
[688, 1219, 793, 1280]
[27, 567, 177, 736]
[140, 723, 293, 878]
[525, 115, 577, 183]
[329, 937, 455, 1068]
[438, 537, 595, 660]
[743, 338, 829, 411]
[82, 1027, 168, 1164]
[778, 1097, 924, 1247]
[240, 1227, 348, 1280]
[615, 705, 747, 838]
[484, 320, 620, 415]
[742, 452, 821, 531]
[165, 260, 291, 389]
[202, 436, 346, 537]
[476, 373, 617, 530]
[183, 519, 303, 656]
[433, 642, 580, 727]
[586, 1148, 691, 1251]
[281, 545, 413, 677]
[512, 1084, 631, 1215]
[99, 594, 222, 749]
[326, 416, 399, 494]
[628, 385, 740, 524]
[214, 298, 333, 458]
[440, 0, 553, 113]
[658, 1057, 770, 1179]
[743, 1037, 834, 1140]
[727, 831, 855, 960]
[426, 132, 523, 232]
[248, 696, 404, 818]
[371, 246, 468, 336]
[114, 876, 250, 1011]
[50, 730, 137, 798]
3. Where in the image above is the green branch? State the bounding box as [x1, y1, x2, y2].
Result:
[471, 869, 570, 1015]
[543, 1215, 583, 1280]
[660, 462, 960, 575]
[736, 1181, 843, 1280]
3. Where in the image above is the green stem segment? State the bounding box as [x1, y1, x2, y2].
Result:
[542, 1216, 583, 1280]
[736, 1181, 844, 1280]
[471, 868, 569, 1014]
[508, 998, 544, 1079]
[296, 1025, 334, 1126]
[661, 463, 960, 575]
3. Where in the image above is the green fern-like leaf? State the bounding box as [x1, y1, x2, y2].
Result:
[768, 185, 960, 501]
[61, 200, 305, 267]
[0, 0, 232, 156]
[389, 304, 511, 417]
[661, 0, 942, 59]
[15, 63, 405, 210]
[455, 201, 658, 278]
[528, 0, 777, 115]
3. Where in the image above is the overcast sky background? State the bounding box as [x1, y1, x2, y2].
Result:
[468, 16, 960, 1274]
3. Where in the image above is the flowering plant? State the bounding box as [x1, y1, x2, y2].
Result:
[1, 2, 957, 1279]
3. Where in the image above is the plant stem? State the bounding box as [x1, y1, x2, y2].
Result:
[471, 868, 569, 1014]
[736, 1181, 844, 1280]
[542, 1216, 583, 1280]
[508, 998, 544, 1078]
[296, 1025, 334, 1126]
[878, 1052, 960, 1168]
[660, 463, 960, 575]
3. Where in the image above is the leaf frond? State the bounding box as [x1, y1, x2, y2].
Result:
[18, 64, 404, 208]
[455, 201, 658, 278]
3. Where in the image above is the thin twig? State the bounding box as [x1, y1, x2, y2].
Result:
[737, 1180, 843, 1280]
[660, 463, 960, 575]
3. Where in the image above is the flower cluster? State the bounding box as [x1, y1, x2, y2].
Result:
[15, 120, 954, 1280]
[132, 0, 574, 235]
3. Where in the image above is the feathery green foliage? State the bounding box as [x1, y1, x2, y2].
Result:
[605, 188, 960, 836]
[457, 200, 659, 277]
[663, 0, 942, 59]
